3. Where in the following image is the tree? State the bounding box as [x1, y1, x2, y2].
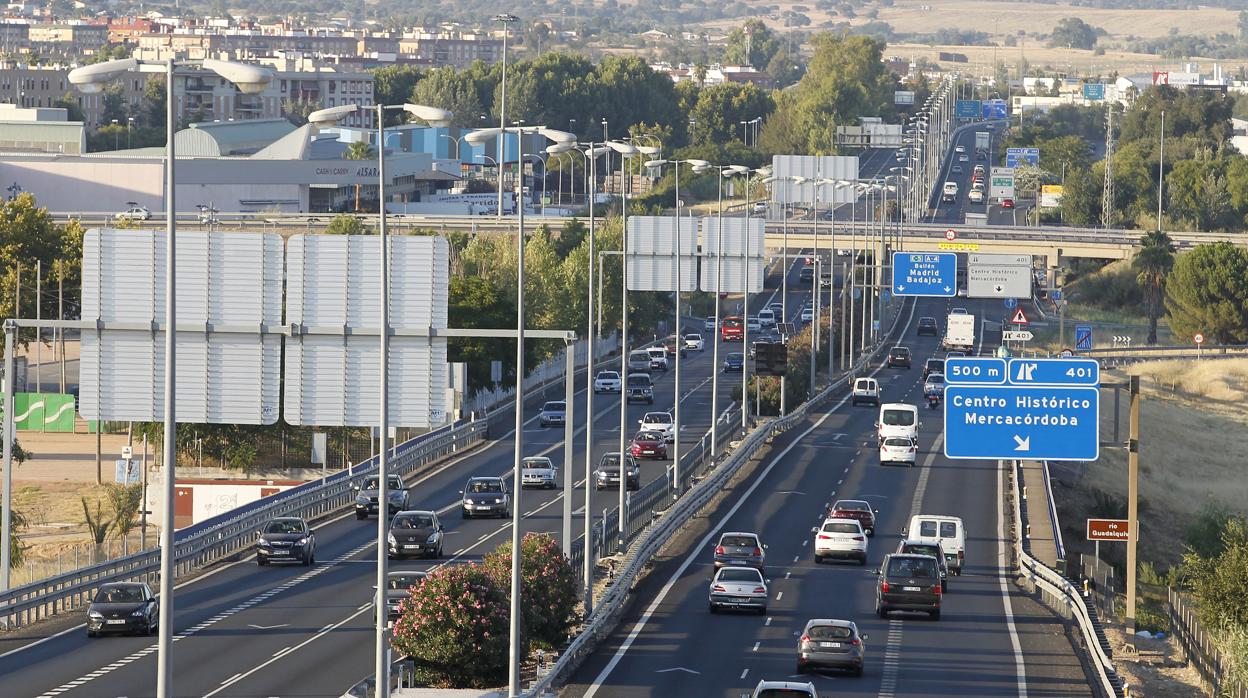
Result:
[722, 19, 783, 70]
[372, 64, 424, 124]
[1166, 159, 1233, 232]
[410, 67, 485, 128]
[141, 77, 165, 130]
[100, 83, 127, 127]
[51, 93, 84, 122]
[81, 497, 112, 562]
[105, 483, 143, 555]
[1059, 164, 1102, 226]
[481, 532, 577, 649]
[1133, 230, 1174, 345]
[1048, 17, 1100, 50]
[391, 564, 511, 688]
[1182, 517, 1248, 631]
[281, 98, 321, 127]
[447, 275, 516, 391]
[324, 214, 368, 235]
[1164, 242, 1248, 345]
[687, 83, 774, 147]
[343, 141, 375, 161]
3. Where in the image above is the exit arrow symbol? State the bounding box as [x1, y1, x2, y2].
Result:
[995, 284, 1004, 293]
[896, 285, 906, 292]
[1012, 435, 1030, 451]
[944, 286, 951, 293]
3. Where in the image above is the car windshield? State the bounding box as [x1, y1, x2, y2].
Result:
[636, 432, 662, 442]
[882, 410, 915, 426]
[718, 568, 762, 582]
[95, 586, 144, 603]
[394, 515, 433, 529]
[926, 375, 944, 385]
[822, 522, 860, 534]
[888, 557, 935, 578]
[756, 690, 814, 698]
[542, 402, 565, 412]
[687, 334, 701, 340]
[884, 438, 913, 447]
[629, 351, 648, 361]
[643, 414, 671, 424]
[598, 371, 618, 380]
[627, 376, 650, 386]
[601, 454, 623, 467]
[855, 380, 875, 390]
[522, 458, 550, 469]
[361, 477, 401, 490]
[467, 480, 503, 493]
[263, 520, 303, 534]
[905, 544, 941, 558]
[927, 360, 943, 369]
[388, 574, 424, 590]
[808, 625, 853, 639]
[836, 501, 869, 512]
[721, 535, 757, 547]
[891, 348, 909, 356]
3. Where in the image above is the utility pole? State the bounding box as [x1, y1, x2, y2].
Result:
[1101, 106, 1115, 229]
[1125, 375, 1141, 649]
[1157, 110, 1165, 232]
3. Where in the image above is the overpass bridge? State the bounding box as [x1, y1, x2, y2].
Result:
[54, 211, 1238, 264]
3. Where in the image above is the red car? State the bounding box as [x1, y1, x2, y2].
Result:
[829, 499, 877, 537]
[629, 431, 668, 460]
[1001, 198, 1015, 209]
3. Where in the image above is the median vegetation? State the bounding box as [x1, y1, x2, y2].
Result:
[391, 532, 577, 688]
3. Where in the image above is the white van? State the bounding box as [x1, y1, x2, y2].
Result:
[876, 403, 920, 443]
[627, 350, 651, 373]
[757, 308, 776, 328]
[906, 515, 966, 575]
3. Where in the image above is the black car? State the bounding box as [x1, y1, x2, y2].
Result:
[799, 266, 814, 284]
[387, 510, 444, 559]
[460, 476, 512, 518]
[256, 516, 316, 566]
[875, 553, 942, 620]
[886, 346, 912, 368]
[87, 582, 159, 637]
[595, 452, 640, 490]
[917, 316, 939, 336]
[922, 358, 944, 380]
[723, 352, 745, 372]
[897, 539, 949, 592]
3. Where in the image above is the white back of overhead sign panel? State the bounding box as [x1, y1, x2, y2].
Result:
[626, 215, 697, 256]
[699, 258, 764, 294]
[700, 217, 765, 257]
[79, 229, 283, 424]
[284, 234, 450, 428]
[626, 255, 699, 292]
[770, 155, 860, 205]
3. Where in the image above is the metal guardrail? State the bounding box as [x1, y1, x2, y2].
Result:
[1084, 344, 1248, 359]
[0, 419, 488, 630]
[1011, 460, 1123, 697]
[519, 297, 916, 696]
[1040, 461, 1066, 566]
[1168, 588, 1248, 698]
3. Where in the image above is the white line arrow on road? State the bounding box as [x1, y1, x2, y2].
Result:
[1013, 435, 1030, 452]
[247, 624, 289, 630]
[656, 667, 701, 675]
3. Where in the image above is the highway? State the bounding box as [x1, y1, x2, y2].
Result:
[0, 254, 823, 697]
[561, 295, 1092, 697]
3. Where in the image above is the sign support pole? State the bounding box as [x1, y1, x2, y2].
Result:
[1125, 374, 1140, 651]
[1, 320, 15, 593]
[561, 342, 574, 556]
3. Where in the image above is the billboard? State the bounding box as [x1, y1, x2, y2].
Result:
[1082, 83, 1106, 100]
[955, 99, 982, 119]
[894, 90, 915, 105]
[1153, 71, 1199, 86]
[1040, 184, 1064, 208]
[989, 167, 1016, 201]
[770, 155, 860, 205]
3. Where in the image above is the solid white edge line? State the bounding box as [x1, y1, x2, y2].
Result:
[998, 460, 1029, 698]
[581, 300, 916, 696]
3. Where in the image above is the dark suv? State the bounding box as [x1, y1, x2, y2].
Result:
[917, 317, 939, 336]
[595, 452, 640, 490]
[896, 539, 949, 592]
[626, 374, 655, 404]
[460, 477, 512, 518]
[922, 358, 944, 379]
[875, 553, 943, 620]
[886, 346, 912, 368]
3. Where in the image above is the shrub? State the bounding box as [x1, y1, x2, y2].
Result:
[482, 532, 578, 650]
[391, 564, 511, 688]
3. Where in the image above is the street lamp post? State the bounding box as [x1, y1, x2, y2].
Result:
[706, 164, 747, 454]
[494, 14, 517, 219]
[740, 167, 769, 428]
[440, 132, 464, 160]
[607, 140, 638, 554]
[68, 56, 273, 698]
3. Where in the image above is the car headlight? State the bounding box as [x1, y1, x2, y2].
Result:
[387, 533, 397, 546]
[89, 610, 103, 619]
[297, 537, 309, 546]
[426, 533, 440, 544]
[355, 496, 368, 505]
[494, 497, 503, 504]
[131, 609, 146, 617]
[258, 538, 270, 547]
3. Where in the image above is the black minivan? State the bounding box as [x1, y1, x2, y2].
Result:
[875, 553, 942, 620]
[886, 346, 912, 369]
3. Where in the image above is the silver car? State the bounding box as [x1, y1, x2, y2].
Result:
[521, 456, 558, 489]
[708, 566, 769, 614]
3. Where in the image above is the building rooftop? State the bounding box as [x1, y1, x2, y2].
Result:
[181, 118, 297, 156]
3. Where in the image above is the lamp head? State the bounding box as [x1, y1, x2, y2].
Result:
[404, 104, 453, 128]
[68, 58, 139, 93]
[203, 59, 273, 95]
[643, 159, 667, 168]
[308, 104, 358, 127]
[464, 127, 503, 146]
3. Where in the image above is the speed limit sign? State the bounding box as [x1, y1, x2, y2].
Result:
[1194, 333, 1205, 344]
[945, 229, 957, 241]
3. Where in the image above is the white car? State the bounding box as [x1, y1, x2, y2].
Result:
[751, 682, 816, 698]
[708, 566, 769, 614]
[115, 205, 151, 221]
[684, 333, 704, 351]
[638, 411, 675, 442]
[950, 307, 968, 315]
[757, 309, 776, 328]
[752, 201, 768, 215]
[954, 145, 966, 154]
[851, 378, 880, 406]
[799, 307, 814, 323]
[923, 373, 946, 399]
[703, 316, 716, 332]
[746, 316, 762, 333]
[879, 436, 918, 467]
[958, 154, 969, 162]
[814, 517, 869, 564]
[594, 370, 621, 393]
[520, 456, 558, 489]
[646, 346, 668, 371]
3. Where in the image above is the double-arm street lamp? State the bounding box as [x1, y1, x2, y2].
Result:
[68, 56, 274, 698]
[702, 163, 748, 454]
[306, 100, 454, 698]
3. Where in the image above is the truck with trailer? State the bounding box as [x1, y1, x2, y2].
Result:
[941, 313, 976, 352]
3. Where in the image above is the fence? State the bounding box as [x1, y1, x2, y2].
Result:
[463, 333, 620, 416]
[1169, 588, 1248, 698]
[0, 418, 489, 630]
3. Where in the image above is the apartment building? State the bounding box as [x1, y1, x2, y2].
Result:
[28, 23, 109, 54]
[397, 32, 502, 68]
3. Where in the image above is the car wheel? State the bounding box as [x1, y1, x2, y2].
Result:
[708, 603, 718, 614]
[149, 616, 159, 635]
[758, 606, 767, 616]
[876, 602, 887, 619]
[304, 552, 313, 566]
[853, 666, 864, 678]
[813, 554, 822, 564]
[257, 556, 268, 566]
[436, 544, 443, 559]
[859, 556, 868, 566]
[865, 528, 874, 537]
[87, 630, 97, 638]
[930, 610, 941, 621]
[462, 510, 471, 519]
[795, 662, 806, 675]
[355, 511, 367, 520]
[941, 580, 948, 593]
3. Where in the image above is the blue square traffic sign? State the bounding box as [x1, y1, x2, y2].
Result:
[1075, 325, 1093, 351]
[1006, 358, 1099, 386]
[945, 357, 1007, 385]
[944, 386, 1100, 461]
[891, 252, 956, 297]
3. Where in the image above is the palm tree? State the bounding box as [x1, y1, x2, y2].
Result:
[343, 141, 376, 160]
[1134, 230, 1174, 345]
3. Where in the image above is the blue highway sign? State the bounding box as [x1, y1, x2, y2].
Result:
[1006, 147, 1040, 168]
[892, 252, 957, 297]
[945, 357, 1007, 385]
[944, 386, 1100, 460]
[1003, 298, 1018, 309]
[1075, 324, 1093, 351]
[956, 99, 982, 119]
[1051, 290, 1063, 301]
[983, 99, 1008, 119]
[1082, 83, 1105, 101]
[1007, 358, 1099, 386]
